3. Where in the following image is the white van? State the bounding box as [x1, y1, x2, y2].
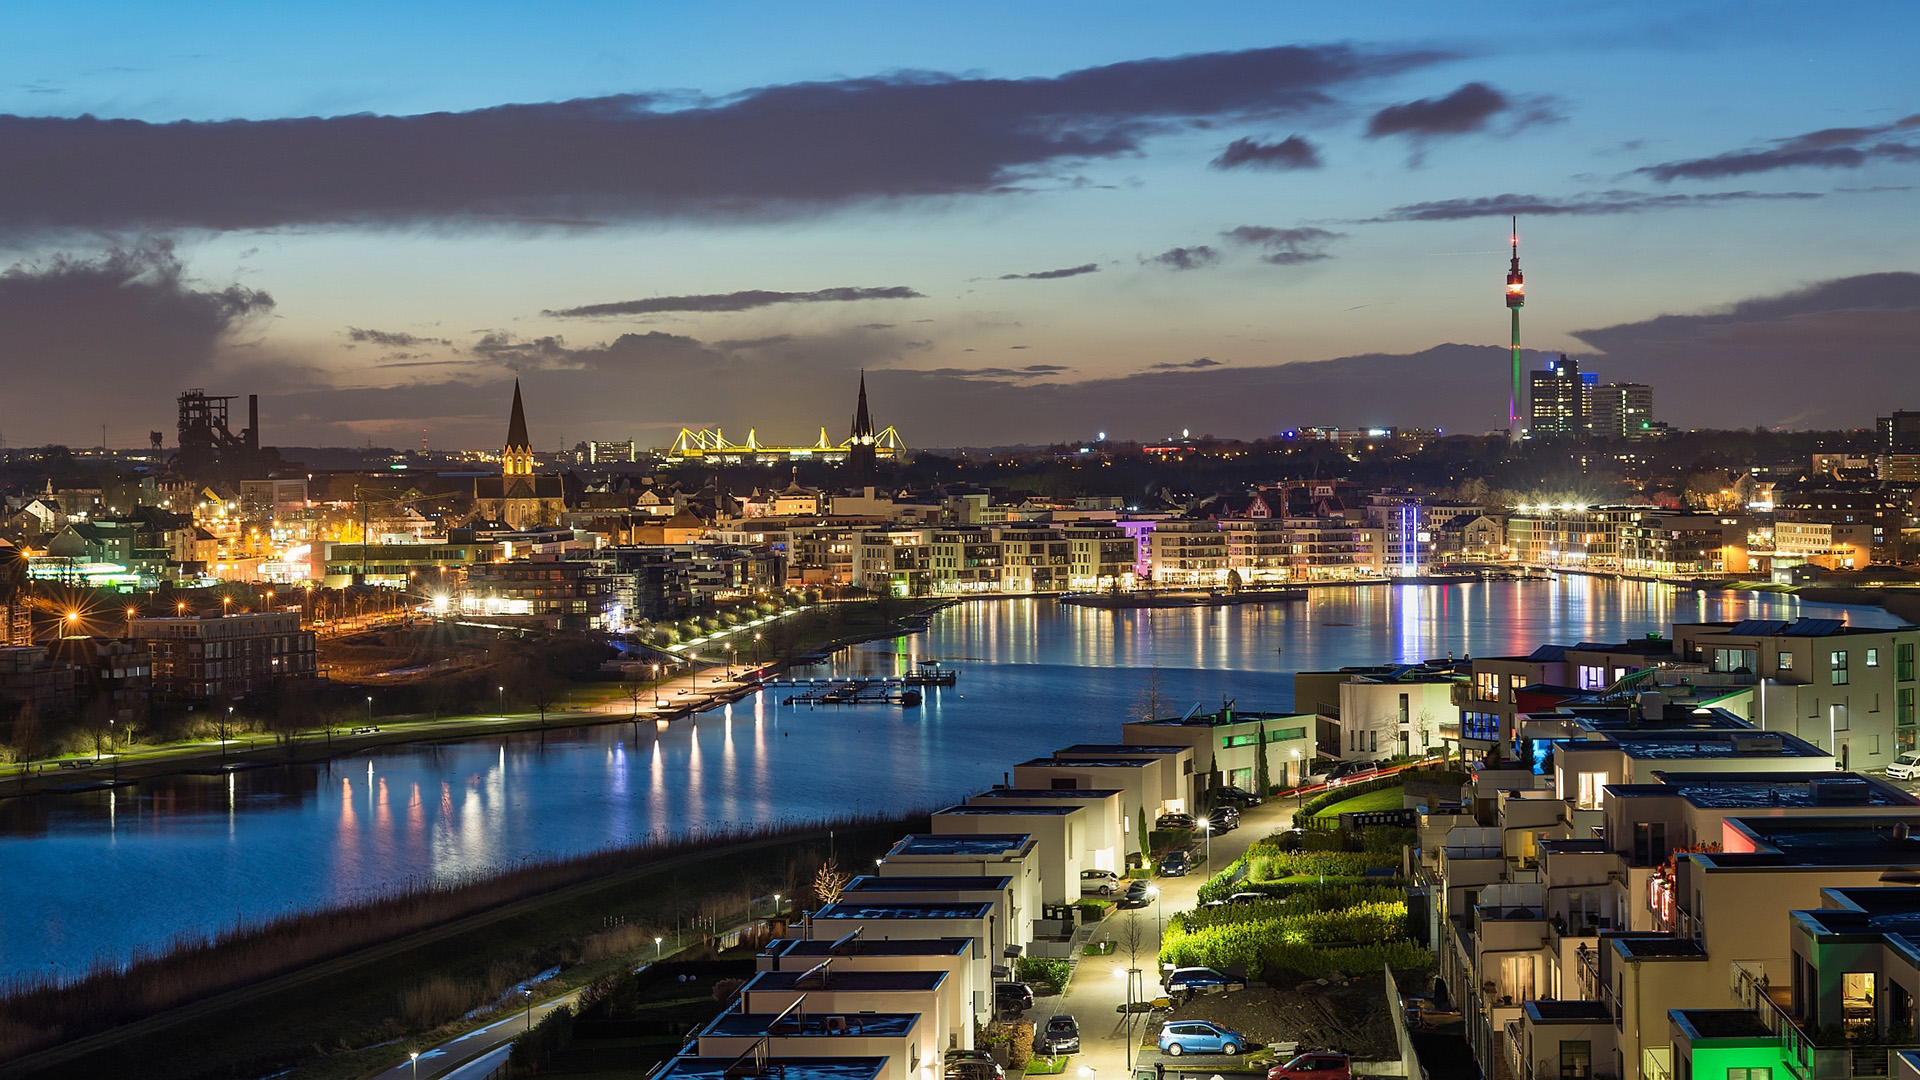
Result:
[1888, 752, 1920, 781]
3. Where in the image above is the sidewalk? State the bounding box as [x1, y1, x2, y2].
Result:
[1052, 797, 1302, 1079]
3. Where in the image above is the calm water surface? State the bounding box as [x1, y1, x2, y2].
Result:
[0, 579, 1898, 981]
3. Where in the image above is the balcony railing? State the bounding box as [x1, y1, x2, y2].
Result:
[1644, 1046, 1673, 1080]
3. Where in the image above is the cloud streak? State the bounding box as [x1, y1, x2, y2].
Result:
[1211, 135, 1321, 170]
[1362, 188, 1819, 221]
[1223, 224, 1344, 264]
[1145, 245, 1220, 271]
[998, 263, 1100, 280]
[346, 327, 452, 347]
[0, 44, 1449, 234]
[1635, 114, 1920, 181]
[545, 285, 923, 317]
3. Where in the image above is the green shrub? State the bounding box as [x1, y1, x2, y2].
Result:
[1015, 956, 1071, 994]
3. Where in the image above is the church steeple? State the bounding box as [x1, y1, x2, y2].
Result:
[847, 370, 877, 487]
[851, 370, 874, 443]
[503, 379, 534, 477]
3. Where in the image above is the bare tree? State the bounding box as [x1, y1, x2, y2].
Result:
[813, 859, 850, 906]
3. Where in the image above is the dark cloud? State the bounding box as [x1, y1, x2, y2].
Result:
[346, 327, 452, 348]
[1151, 357, 1225, 370]
[377, 358, 472, 369]
[998, 263, 1100, 281]
[545, 285, 923, 318]
[1362, 188, 1819, 221]
[1009, 345, 1029, 349]
[0, 45, 1448, 234]
[1210, 135, 1321, 170]
[1366, 82, 1512, 139]
[858, 323, 897, 330]
[1145, 245, 1221, 271]
[1635, 115, 1920, 181]
[1022, 364, 1069, 373]
[0, 239, 275, 435]
[469, 331, 576, 370]
[1222, 224, 1344, 264]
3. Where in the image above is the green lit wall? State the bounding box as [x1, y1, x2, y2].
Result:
[1686, 1038, 1792, 1080]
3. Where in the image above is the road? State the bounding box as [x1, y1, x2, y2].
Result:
[372, 987, 583, 1080]
[1046, 795, 1306, 1080]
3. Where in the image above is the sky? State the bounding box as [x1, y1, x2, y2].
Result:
[0, 1, 1917, 451]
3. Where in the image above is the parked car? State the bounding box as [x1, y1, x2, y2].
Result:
[1156, 812, 1196, 830]
[1275, 826, 1306, 851]
[1163, 967, 1247, 997]
[945, 1050, 1005, 1080]
[994, 981, 1033, 1015]
[1227, 891, 1267, 906]
[1080, 869, 1121, 895]
[1158, 1020, 1248, 1056]
[1268, 1052, 1352, 1080]
[1215, 786, 1262, 807]
[1037, 1014, 1081, 1054]
[1890, 752, 1920, 781]
[1207, 806, 1240, 831]
[1158, 849, 1192, 876]
[1121, 879, 1152, 907]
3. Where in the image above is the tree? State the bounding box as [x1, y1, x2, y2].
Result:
[1135, 663, 1166, 723]
[1253, 722, 1270, 795]
[1137, 807, 1151, 865]
[10, 700, 41, 772]
[624, 679, 649, 719]
[813, 859, 850, 906]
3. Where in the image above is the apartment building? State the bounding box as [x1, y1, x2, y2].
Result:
[129, 610, 317, 701]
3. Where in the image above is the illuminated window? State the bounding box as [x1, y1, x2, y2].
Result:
[1576, 772, 1609, 811]
[1833, 651, 1850, 686]
[1778, 651, 1794, 671]
[1869, 649, 1881, 668]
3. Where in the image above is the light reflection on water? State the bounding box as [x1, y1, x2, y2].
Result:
[0, 580, 1894, 981]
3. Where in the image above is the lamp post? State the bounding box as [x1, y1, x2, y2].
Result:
[652, 663, 662, 707]
[1200, 819, 1212, 868]
[223, 706, 233, 758]
[1115, 967, 1136, 1071]
[772, 893, 782, 919]
[655, 935, 664, 960]
[409, 1051, 419, 1078]
[521, 988, 533, 1030]
[125, 606, 136, 637]
[366, 696, 374, 724]
[177, 601, 187, 617]
[1147, 885, 1162, 941]
[753, 631, 762, 665]
[726, 643, 736, 681]
[498, 685, 505, 716]
[222, 595, 231, 618]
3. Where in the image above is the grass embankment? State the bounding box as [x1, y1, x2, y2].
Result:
[0, 815, 917, 1080]
[1171, 841, 1429, 980]
[1311, 785, 1406, 821]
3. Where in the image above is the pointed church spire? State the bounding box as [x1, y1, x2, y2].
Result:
[851, 370, 874, 440]
[506, 378, 532, 452]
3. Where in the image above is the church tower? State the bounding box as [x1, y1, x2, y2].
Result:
[848, 371, 877, 487]
[503, 378, 534, 478]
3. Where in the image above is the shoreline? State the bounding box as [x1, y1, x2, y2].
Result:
[9, 578, 1907, 801]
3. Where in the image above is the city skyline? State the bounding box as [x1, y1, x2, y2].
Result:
[1, 2, 1917, 449]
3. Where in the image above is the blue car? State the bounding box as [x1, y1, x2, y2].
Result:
[1163, 966, 1248, 997]
[1158, 1020, 1248, 1057]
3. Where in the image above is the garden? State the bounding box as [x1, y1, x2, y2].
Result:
[1168, 837, 1431, 981]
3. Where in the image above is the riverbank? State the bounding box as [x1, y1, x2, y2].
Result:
[0, 814, 918, 1080]
[0, 598, 951, 802]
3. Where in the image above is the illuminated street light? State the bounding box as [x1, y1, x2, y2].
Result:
[409, 1051, 419, 1078]
[655, 935, 664, 959]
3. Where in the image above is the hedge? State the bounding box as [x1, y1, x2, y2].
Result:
[1158, 900, 1417, 979]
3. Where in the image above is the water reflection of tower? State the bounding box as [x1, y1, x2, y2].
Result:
[1505, 216, 1525, 439]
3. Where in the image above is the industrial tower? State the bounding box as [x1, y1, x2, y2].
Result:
[1505, 216, 1525, 438]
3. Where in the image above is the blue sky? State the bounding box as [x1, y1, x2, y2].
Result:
[0, 1, 1916, 448]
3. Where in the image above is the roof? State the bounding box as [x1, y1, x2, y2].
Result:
[654, 1057, 887, 1080]
[936, 805, 1078, 816]
[1610, 936, 1708, 960]
[1133, 710, 1312, 729]
[1015, 757, 1149, 769]
[700, 1009, 919, 1039]
[971, 787, 1124, 800]
[762, 937, 972, 960]
[1525, 1000, 1612, 1023]
[1055, 744, 1189, 755]
[1671, 1009, 1774, 1040]
[1564, 731, 1827, 760]
[813, 901, 995, 921]
[888, 834, 1032, 857]
[1713, 617, 1881, 638]
[843, 875, 1011, 892]
[1617, 771, 1917, 811]
[745, 969, 946, 992]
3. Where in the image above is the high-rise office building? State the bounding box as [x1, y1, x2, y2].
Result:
[1591, 382, 1655, 440]
[1528, 355, 1592, 439]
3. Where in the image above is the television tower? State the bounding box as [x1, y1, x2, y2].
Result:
[1505, 215, 1525, 438]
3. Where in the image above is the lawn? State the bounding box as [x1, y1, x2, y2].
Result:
[1311, 784, 1405, 821]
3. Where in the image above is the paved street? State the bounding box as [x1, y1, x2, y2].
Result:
[1045, 796, 1306, 1080]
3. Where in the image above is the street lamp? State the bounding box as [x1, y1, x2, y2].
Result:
[223, 706, 233, 758]
[366, 696, 374, 724]
[1147, 885, 1162, 941]
[521, 988, 533, 1030]
[652, 663, 662, 707]
[498, 685, 505, 716]
[655, 935, 664, 959]
[772, 893, 782, 918]
[1200, 819, 1212, 867]
[125, 607, 136, 636]
[726, 643, 736, 680]
[409, 1051, 419, 1078]
[177, 601, 188, 616]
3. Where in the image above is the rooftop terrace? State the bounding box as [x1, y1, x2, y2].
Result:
[888, 834, 1032, 857]
[654, 1057, 886, 1080]
[971, 787, 1123, 800]
[701, 1009, 920, 1039]
[844, 875, 1011, 892]
[813, 901, 995, 921]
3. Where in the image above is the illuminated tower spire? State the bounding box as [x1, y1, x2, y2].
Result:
[1506, 216, 1526, 438]
[503, 378, 534, 477]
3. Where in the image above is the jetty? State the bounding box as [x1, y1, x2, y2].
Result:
[1059, 588, 1308, 609]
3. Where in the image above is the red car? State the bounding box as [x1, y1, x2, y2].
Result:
[1268, 1053, 1352, 1080]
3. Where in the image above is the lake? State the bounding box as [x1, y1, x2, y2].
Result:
[0, 578, 1896, 982]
